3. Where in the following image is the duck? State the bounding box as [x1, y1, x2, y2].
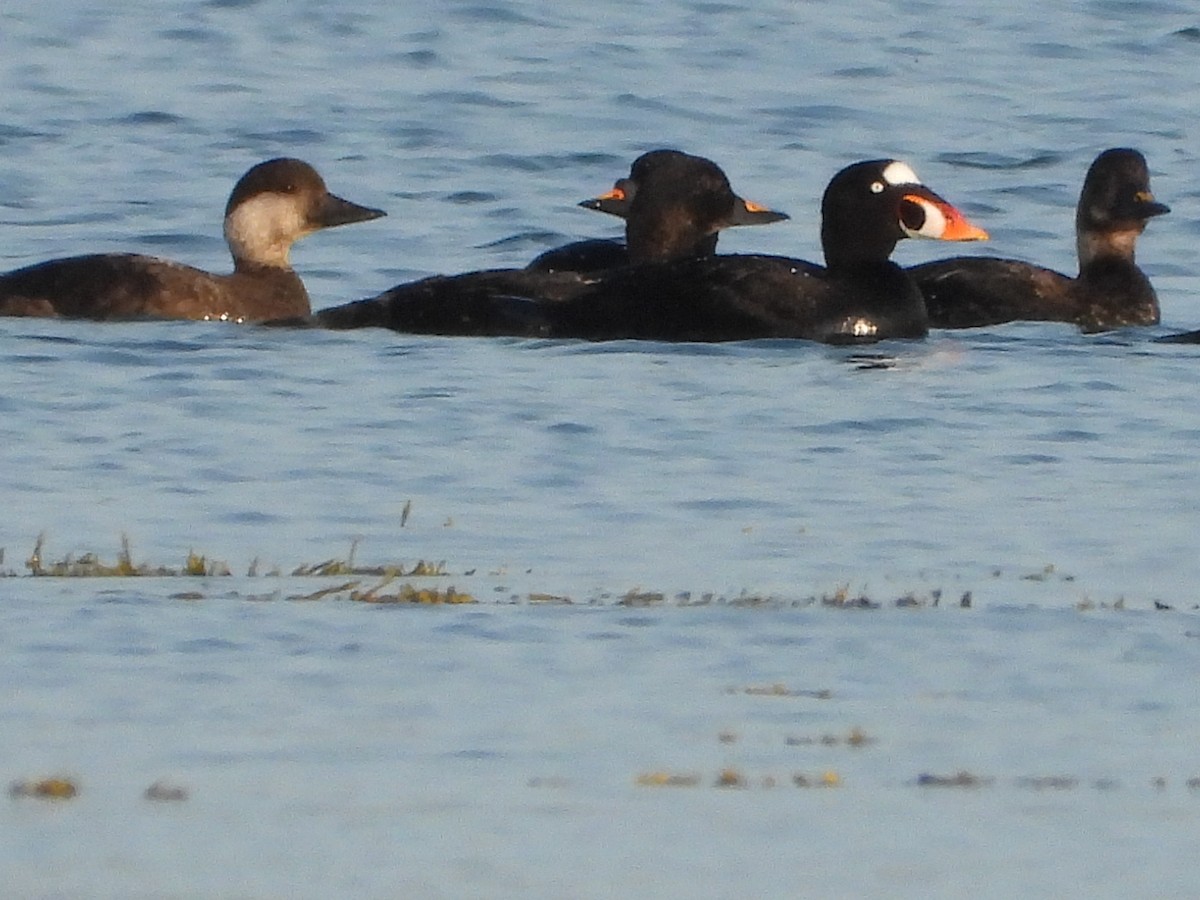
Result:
[0, 158, 385, 322]
[313, 149, 788, 333]
[910, 148, 1168, 332]
[534, 159, 988, 343]
[525, 148, 788, 273]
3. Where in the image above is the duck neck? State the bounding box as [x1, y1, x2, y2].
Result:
[1076, 226, 1141, 274]
[626, 213, 715, 264]
[233, 256, 297, 277]
[821, 223, 900, 273]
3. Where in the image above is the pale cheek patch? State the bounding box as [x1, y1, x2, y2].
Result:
[882, 160, 921, 187]
[224, 194, 309, 267]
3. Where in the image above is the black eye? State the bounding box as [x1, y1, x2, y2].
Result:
[899, 198, 926, 231]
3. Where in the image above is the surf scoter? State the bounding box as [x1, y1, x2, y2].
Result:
[534, 159, 988, 343]
[313, 149, 788, 334]
[525, 148, 787, 273]
[910, 148, 1168, 332]
[0, 158, 385, 322]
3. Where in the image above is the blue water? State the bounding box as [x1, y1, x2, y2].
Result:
[3, 1, 1200, 897]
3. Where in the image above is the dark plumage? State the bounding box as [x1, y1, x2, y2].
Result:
[0, 158, 385, 322]
[314, 149, 787, 333]
[910, 148, 1168, 333]
[534, 159, 988, 343]
[525, 148, 787, 273]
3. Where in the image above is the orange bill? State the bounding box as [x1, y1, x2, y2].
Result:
[579, 180, 633, 217]
[901, 191, 989, 242]
[727, 196, 790, 227]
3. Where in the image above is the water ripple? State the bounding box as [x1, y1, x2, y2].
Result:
[936, 151, 1065, 170]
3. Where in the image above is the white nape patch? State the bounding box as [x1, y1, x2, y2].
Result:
[882, 161, 921, 186]
[900, 198, 948, 240]
[223, 194, 311, 268]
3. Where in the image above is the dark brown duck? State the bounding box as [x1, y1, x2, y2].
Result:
[910, 148, 1168, 333]
[525, 148, 787, 274]
[0, 158, 385, 322]
[535, 159, 988, 344]
[313, 149, 787, 333]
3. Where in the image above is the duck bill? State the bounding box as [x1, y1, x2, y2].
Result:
[579, 183, 631, 218]
[725, 196, 790, 227]
[316, 192, 387, 228]
[1130, 191, 1170, 219]
[900, 190, 988, 241]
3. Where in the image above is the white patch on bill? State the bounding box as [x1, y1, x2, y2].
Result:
[900, 197, 948, 240]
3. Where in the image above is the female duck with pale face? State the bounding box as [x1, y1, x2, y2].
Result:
[0, 157, 384, 323]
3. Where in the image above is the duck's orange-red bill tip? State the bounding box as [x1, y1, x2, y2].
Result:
[944, 212, 989, 242]
[925, 197, 989, 241]
[728, 197, 789, 225]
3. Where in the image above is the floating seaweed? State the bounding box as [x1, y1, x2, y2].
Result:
[144, 780, 189, 802]
[785, 727, 873, 747]
[1016, 775, 1078, 790]
[348, 573, 474, 604]
[636, 769, 841, 789]
[7, 534, 1171, 611]
[793, 771, 842, 788]
[636, 771, 703, 788]
[289, 539, 447, 578]
[9, 776, 78, 799]
[916, 771, 993, 788]
[24, 534, 230, 577]
[730, 683, 833, 699]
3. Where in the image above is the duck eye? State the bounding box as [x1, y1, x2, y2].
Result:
[899, 198, 926, 231]
[870, 181, 885, 194]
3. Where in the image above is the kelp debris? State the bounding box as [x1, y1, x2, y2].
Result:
[24, 534, 231, 577]
[290, 542, 446, 578]
[636, 771, 703, 788]
[785, 727, 873, 747]
[528, 593, 573, 604]
[636, 769, 841, 789]
[144, 780, 189, 802]
[617, 590, 667, 606]
[348, 574, 473, 604]
[1016, 775, 1078, 790]
[10, 776, 78, 800]
[917, 771, 992, 788]
[730, 683, 832, 699]
[17, 535, 451, 581]
[281, 576, 475, 604]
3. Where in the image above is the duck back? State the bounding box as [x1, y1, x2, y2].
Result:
[0, 253, 310, 322]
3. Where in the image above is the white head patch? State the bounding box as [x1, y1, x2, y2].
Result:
[882, 161, 921, 187]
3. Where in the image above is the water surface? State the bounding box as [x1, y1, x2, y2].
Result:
[2, 1, 1200, 897]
